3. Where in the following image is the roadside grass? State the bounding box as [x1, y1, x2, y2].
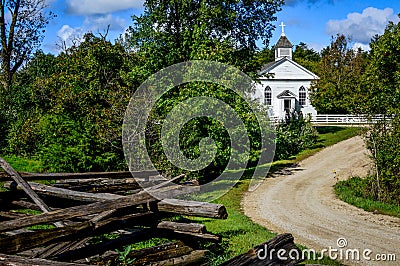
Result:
[334, 176, 400, 218]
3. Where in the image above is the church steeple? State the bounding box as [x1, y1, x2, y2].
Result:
[275, 22, 293, 61]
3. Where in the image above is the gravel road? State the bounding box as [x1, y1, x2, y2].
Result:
[243, 136, 400, 265]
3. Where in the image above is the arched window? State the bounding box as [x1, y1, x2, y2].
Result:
[299, 86, 306, 106]
[264, 86, 272, 105]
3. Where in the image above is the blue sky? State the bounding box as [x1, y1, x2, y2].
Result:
[42, 0, 399, 54]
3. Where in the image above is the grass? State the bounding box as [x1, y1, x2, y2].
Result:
[0, 154, 44, 172]
[334, 176, 400, 218]
[190, 126, 361, 265]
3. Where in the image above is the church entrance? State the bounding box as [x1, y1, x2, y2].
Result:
[284, 99, 291, 113]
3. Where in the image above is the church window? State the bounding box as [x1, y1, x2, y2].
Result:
[299, 86, 306, 106]
[264, 86, 272, 105]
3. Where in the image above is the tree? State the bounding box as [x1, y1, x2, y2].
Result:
[293, 42, 320, 73]
[7, 34, 132, 172]
[0, 0, 55, 109]
[120, 0, 284, 182]
[123, 0, 284, 73]
[309, 34, 367, 114]
[359, 18, 400, 204]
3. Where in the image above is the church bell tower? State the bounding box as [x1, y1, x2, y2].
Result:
[275, 22, 293, 61]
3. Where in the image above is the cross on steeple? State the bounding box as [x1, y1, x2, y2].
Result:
[279, 22, 286, 36]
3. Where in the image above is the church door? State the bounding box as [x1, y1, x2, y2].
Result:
[284, 99, 291, 113]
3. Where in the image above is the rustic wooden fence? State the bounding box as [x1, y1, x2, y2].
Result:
[0, 157, 304, 265]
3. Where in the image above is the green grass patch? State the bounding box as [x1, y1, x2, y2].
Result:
[13, 209, 42, 215]
[27, 224, 56, 230]
[294, 126, 361, 162]
[334, 176, 400, 218]
[0, 154, 44, 172]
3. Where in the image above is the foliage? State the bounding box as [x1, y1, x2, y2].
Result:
[3, 0, 317, 179]
[359, 18, 400, 205]
[0, 0, 55, 110]
[365, 119, 400, 205]
[274, 111, 318, 160]
[121, 0, 284, 183]
[7, 34, 131, 172]
[123, 0, 284, 74]
[143, 81, 274, 184]
[309, 34, 368, 114]
[116, 245, 136, 265]
[293, 42, 320, 74]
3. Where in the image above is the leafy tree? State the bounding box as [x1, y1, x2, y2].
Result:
[123, 0, 284, 73]
[121, 0, 284, 182]
[293, 42, 320, 73]
[8, 34, 132, 172]
[309, 34, 368, 114]
[12, 51, 57, 114]
[254, 46, 275, 69]
[0, 0, 55, 108]
[359, 18, 400, 204]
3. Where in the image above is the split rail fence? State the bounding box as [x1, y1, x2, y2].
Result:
[0, 157, 304, 265]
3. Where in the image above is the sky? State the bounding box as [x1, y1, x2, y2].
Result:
[41, 0, 400, 54]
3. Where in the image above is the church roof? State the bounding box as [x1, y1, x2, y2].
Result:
[277, 90, 297, 98]
[258, 57, 319, 80]
[276, 35, 292, 48]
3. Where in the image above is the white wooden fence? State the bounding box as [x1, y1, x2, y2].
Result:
[270, 114, 390, 126]
[310, 114, 389, 125]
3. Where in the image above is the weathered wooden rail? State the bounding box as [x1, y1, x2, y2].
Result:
[0, 157, 304, 265]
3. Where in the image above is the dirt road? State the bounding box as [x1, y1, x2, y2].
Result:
[243, 136, 400, 265]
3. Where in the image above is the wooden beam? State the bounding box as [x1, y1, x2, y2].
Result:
[0, 253, 88, 266]
[53, 228, 155, 262]
[0, 191, 155, 233]
[0, 170, 159, 180]
[220, 233, 304, 265]
[157, 198, 228, 219]
[5, 181, 123, 202]
[0, 221, 92, 253]
[157, 221, 206, 234]
[154, 249, 208, 266]
[90, 241, 193, 265]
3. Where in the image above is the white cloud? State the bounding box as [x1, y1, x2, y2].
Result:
[308, 42, 325, 52]
[85, 14, 126, 32]
[66, 0, 144, 15]
[57, 14, 126, 50]
[326, 7, 400, 45]
[57, 24, 85, 46]
[352, 42, 370, 51]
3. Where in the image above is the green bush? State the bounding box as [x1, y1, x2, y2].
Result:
[275, 111, 318, 160]
[143, 82, 274, 184]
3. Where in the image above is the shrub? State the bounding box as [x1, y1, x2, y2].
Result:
[275, 111, 318, 160]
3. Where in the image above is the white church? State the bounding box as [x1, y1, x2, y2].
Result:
[254, 23, 318, 120]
